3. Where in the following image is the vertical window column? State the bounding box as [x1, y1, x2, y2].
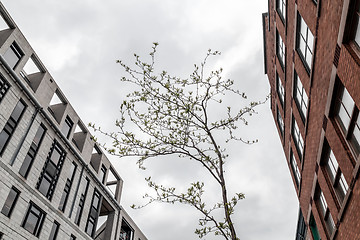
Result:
[276, 31, 286, 69]
[290, 150, 301, 187]
[85, 189, 102, 237]
[292, 117, 304, 159]
[294, 72, 308, 121]
[75, 177, 90, 225]
[36, 140, 66, 200]
[316, 187, 335, 236]
[58, 162, 77, 212]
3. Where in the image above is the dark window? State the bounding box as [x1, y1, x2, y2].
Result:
[290, 150, 301, 187]
[120, 219, 134, 240]
[295, 209, 307, 240]
[61, 116, 73, 139]
[58, 162, 77, 212]
[315, 185, 335, 236]
[3, 42, 24, 69]
[294, 72, 308, 121]
[75, 177, 90, 225]
[99, 165, 107, 184]
[0, 231, 3, 239]
[276, 107, 284, 136]
[292, 116, 304, 159]
[22, 202, 46, 237]
[276, 72, 285, 107]
[0, 99, 26, 155]
[321, 142, 349, 203]
[296, 13, 314, 72]
[276, 31, 286, 69]
[1, 186, 20, 217]
[85, 189, 102, 237]
[36, 141, 66, 200]
[276, 0, 286, 22]
[70, 234, 76, 240]
[309, 213, 320, 240]
[49, 221, 60, 240]
[19, 124, 46, 178]
[333, 83, 360, 155]
[0, 74, 10, 103]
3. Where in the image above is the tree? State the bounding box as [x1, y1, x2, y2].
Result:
[90, 43, 267, 240]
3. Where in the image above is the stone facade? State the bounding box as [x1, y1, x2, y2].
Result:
[0, 2, 147, 240]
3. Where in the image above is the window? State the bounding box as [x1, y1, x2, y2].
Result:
[322, 143, 349, 203]
[22, 202, 46, 237]
[85, 189, 102, 237]
[277, 107, 285, 136]
[333, 84, 360, 155]
[70, 234, 76, 240]
[352, 3, 360, 48]
[120, 219, 134, 240]
[58, 162, 77, 212]
[3, 42, 24, 69]
[19, 124, 46, 178]
[36, 141, 66, 200]
[315, 187, 335, 236]
[295, 209, 307, 240]
[276, 0, 286, 22]
[99, 165, 107, 184]
[292, 117, 304, 159]
[0, 74, 10, 103]
[296, 13, 314, 72]
[309, 213, 321, 240]
[294, 72, 308, 121]
[0, 99, 26, 155]
[1, 186, 20, 217]
[276, 72, 285, 107]
[75, 177, 90, 225]
[290, 150, 301, 187]
[276, 31, 286, 68]
[61, 116, 73, 139]
[49, 221, 60, 240]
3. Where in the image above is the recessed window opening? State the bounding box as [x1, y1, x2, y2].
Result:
[75, 177, 90, 226]
[290, 150, 301, 187]
[276, 72, 285, 107]
[276, 0, 286, 22]
[22, 56, 43, 75]
[1, 186, 20, 217]
[120, 219, 134, 240]
[48, 90, 67, 123]
[106, 168, 119, 199]
[22, 202, 46, 237]
[3, 42, 23, 70]
[61, 116, 73, 139]
[276, 31, 286, 68]
[277, 107, 284, 136]
[90, 145, 102, 172]
[72, 122, 87, 151]
[315, 186, 335, 236]
[292, 117, 304, 159]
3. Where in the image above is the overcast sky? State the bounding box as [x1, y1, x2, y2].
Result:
[2, 0, 299, 239]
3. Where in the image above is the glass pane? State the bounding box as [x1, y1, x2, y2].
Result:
[306, 47, 312, 67]
[352, 115, 360, 148]
[1, 188, 18, 216]
[342, 88, 354, 114]
[33, 125, 45, 146]
[4, 46, 20, 69]
[0, 130, 10, 153]
[23, 211, 38, 234]
[338, 105, 351, 131]
[300, 18, 307, 38]
[38, 178, 51, 196]
[50, 148, 62, 165]
[307, 30, 314, 53]
[19, 154, 33, 177]
[11, 101, 26, 122]
[299, 37, 306, 57]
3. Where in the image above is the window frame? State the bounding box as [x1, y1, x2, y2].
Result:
[276, 72, 285, 107]
[0, 99, 27, 155]
[1, 186, 20, 217]
[58, 162, 77, 212]
[332, 81, 360, 157]
[85, 189, 102, 237]
[293, 71, 309, 122]
[296, 13, 314, 73]
[3, 41, 24, 70]
[49, 221, 60, 240]
[290, 149, 301, 187]
[276, 106, 285, 136]
[276, 0, 286, 23]
[292, 116, 304, 159]
[276, 30, 286, 69]
[315, 187, 335, 236]
[321, 141, 349, 204]
[22, 201, 46, 237]
[75, 177, 90, 226]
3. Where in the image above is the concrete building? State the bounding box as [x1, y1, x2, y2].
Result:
[263, 0, 360, 239]
[0, 2, 147, 240]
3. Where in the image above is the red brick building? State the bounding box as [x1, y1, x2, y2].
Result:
[262, 0, 360, 239]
